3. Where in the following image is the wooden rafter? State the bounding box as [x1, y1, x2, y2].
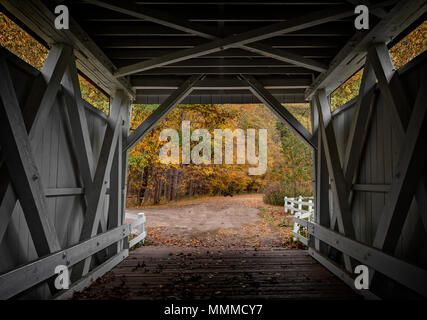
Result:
[112, 6, 354, 77]
[82, 0, 329, 73]
[132, 77, 312, 90]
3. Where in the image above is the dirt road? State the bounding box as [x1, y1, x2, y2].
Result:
[127, 194, 296, 248]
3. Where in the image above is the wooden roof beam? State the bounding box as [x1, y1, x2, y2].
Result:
[345, 0, 389, 18]
[131, 76, 312, 89]
[83, 0, 353, 77]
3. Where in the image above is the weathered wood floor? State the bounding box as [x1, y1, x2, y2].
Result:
[73, 247, 360, 300]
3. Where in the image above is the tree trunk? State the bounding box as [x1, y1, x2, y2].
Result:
[172, 167, 178, 201]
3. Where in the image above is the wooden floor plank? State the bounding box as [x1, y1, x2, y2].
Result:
[72, 247, 361, 300]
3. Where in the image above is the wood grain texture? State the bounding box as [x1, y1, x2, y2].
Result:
[72, 247, 360, 300]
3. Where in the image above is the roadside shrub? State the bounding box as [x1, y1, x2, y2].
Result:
[263, 182, 312, 206]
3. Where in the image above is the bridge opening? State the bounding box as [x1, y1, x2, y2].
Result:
[0, 2, 426, 301]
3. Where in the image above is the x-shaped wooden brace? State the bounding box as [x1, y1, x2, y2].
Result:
[315, 43, 427, 291]
[327, 49, 378, 232]
[315, 90, 356, 272]
[0, 44, 74, 256]
[0, 59, 63, 260]
[368, 44, 427, 253]
[70, 89, 127, 280]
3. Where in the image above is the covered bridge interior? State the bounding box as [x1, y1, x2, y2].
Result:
[0, 0, 426, 300]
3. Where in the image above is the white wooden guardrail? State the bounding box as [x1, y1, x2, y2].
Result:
[125, 212, 147, 248]
[284, 196, 427, 299]
[0, 213, 148, 300]
[284, 196, 314, 245]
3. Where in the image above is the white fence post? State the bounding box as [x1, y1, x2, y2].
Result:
[126, 212, 147, 248]
[138, 213, 146, 244]
[284, 196, 315, 243]
[308, 199, 314, 219]
[284, 196, 288, 213]
[291, 197, 295, 215]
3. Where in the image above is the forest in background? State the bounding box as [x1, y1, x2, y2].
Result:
[1, 11, 425, 206]
[127, 103, 313, 206]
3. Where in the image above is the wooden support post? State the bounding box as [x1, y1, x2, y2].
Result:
[312, 98, 330, 254]
[120, 102, 133, 250]
[107, 123, 123, 256]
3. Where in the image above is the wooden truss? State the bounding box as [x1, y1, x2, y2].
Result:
[302, 42, 427, 299]
[84, 0, 349, 76]
[0, 0, 426, 300]
[0, 44, 132, 299]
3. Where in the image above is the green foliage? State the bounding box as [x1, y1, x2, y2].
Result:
[263, 105, 314, 206]
[263, 184, 287, 206]
[276, 120, 313, 184]
[127, 103, 314, 206]
[263, 182, 312, 206]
